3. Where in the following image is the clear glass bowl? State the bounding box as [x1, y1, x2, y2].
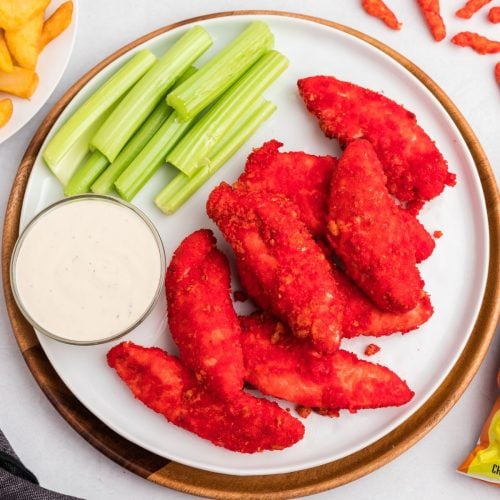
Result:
[10, 194, 166, 345]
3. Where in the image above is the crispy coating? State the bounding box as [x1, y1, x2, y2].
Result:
[417, 0, 447, 41]
[107, 342, 304, 453]
[495, 62, 500, 86]
[207, 182, 344, 354]
[456, 0, 491, 19]
[166, 229, 244, 400]
[298, 75, 456, 204]
[240, 313, 414, 411]
[237, 140, 434, 261]
[451, 32, 500, 54]
[235, 140, 337, 237]
[361, 0, 402, 30]
[326, 139, 424, 313]
[488, 7, 500, 23]
[334, 265, 434, 338]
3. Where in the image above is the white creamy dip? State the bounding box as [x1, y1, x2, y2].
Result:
[12, 197, 164, 344]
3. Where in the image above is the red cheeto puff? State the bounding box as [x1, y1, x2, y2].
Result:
[207, 182, 344, 354]
[107, 342, 304, 453]
[417, 0, 447, 42]
[361, 0, 402, 30]
[166, 229, 244, 400]
[326, 140, 425, 313]
[456, 0, 492, 19]
[451, 32, 500, 54]
[489, 7, 500, 23]
[495, 62, 500, 86]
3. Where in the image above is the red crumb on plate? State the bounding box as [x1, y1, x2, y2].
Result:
[433, 230, 443, 238]
[233, 290, 248, 302]
[361, 0, 401, 30]
[296, 405, 312, 418]
[417, 0, 447, 42]
[451, 32, 500, 54]
[365, 344, 381, 356]
[314, 408, 341, 418]
[456, 0, 491, 19]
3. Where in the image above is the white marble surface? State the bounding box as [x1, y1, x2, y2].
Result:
[0, 1, 498, 499]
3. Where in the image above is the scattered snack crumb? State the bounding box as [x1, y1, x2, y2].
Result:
[365, 344, 381, 356]
[433, 230, 443, 239]
[451, 32, 500, 54]
[315, 408, 340, 418]
[361, 0, 401, 30]
[296, 405, 312, 418]
[488, 6, 500, 23]
[233, 290, 248, 302]
[456, 0, 491, 19]
[417, 0, 447, 42]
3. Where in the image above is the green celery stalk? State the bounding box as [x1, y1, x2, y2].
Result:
[43, 50, 156, 173]
[155, 99, 276, 214]
[113, 109, 196, 201]
[90, 66, 197, 195]
[90, 26, 212, 162]
[166, 21, 273, 120]
[166, 50, 288, 177]
[64, 151, 110, 196]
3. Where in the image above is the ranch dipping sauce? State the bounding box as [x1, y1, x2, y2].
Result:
[11, 195, 165, 344]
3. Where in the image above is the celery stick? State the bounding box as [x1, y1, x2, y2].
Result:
[166, 50, 288, 177]
[64, 151, 109, 196]
[43, 50, 156, 172]
[114, 110, 196, 201]
[166, 21, 273, 120]
[90, 66, 197, 195]
[91, 26, 212, 162]
[155, 99, 276, 214]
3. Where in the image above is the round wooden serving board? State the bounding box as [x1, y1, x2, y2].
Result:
[2, 11, 499, 500]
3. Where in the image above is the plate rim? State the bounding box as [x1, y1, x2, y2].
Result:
[2, 10, 499, 499]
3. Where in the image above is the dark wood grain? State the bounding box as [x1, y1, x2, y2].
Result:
[2, 10, 499, 500]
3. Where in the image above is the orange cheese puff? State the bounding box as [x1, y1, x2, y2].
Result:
[107, 342, 304, 453]
[0, 98, 13, 127]
[361, 0, 402, 30]
[240, 313, 414, 411]
[451, 32, 500, 54]
[166, 229, 244, 400]
[456, 0, 492, 19]
[495, 62, 500, 86]
[417, 0, 447, 42]
[489, 7, 500, 22]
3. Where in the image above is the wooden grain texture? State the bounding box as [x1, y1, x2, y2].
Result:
[2, 10, 499, 500]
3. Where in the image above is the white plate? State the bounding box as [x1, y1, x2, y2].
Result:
[0, 0, 78, 144]
[19, 14, 489, 476]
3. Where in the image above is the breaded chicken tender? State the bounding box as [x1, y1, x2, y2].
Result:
[108, 342, 304, 453]
[333, 266, 433, 337]
[237, 140, 435, 262]
[240, 313, 414, 411]
[166, 229, 244, 399]
[298, 75, 456, 205]
[326, 139, 424, 313]
[207, 182, 344, 354]
[235, 140, 336, 236]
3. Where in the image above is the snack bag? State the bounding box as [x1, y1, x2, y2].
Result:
[458, 369, 500, 485]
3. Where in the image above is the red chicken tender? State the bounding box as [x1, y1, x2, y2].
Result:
[237, 140, 434, 262]
[240, 314, 414, 411]
[107, 342, 304, 453]
[235, 140, 337, 237]
[333, 266, 433, 338]
[298, 75, 456, 205]
[166, 229, 244, 400]
[361, 0, 402, 30]
[326, 139, 425, 313]
[207, 182, 344, 354]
